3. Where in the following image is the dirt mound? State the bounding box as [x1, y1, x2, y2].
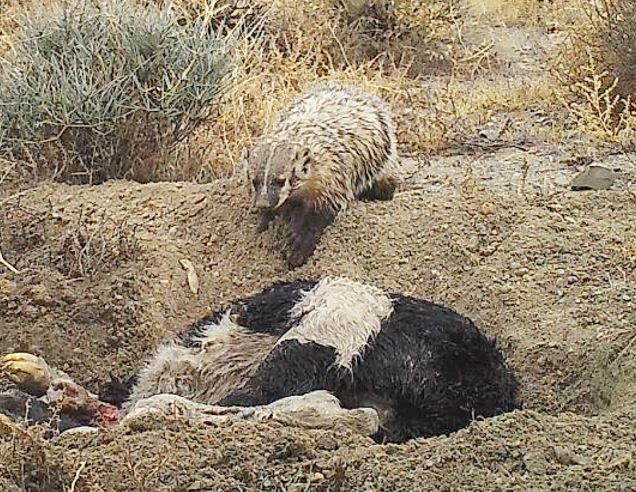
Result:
[1, 149, 635, 489]
[1, 405, 634, 490]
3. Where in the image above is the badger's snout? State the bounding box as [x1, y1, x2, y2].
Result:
[253, 182, 288, 211]
[253, 194, 272, 210]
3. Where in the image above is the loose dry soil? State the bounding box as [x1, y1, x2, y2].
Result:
[1, 147, 635, 491]
[1, 2, 636, 491]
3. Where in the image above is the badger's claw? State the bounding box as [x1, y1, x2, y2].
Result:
[257, 210, 276, 232]
[1, 353, 53, 397]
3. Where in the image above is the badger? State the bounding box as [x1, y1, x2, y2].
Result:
[0, 277, 519, 443]
[245, 82, 399, 267]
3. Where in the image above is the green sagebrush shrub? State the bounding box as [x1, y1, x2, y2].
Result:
[0, 0, 230, 184]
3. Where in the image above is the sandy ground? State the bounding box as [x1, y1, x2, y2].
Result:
[1, 146, 635, 490]
[1, 2, 636, 490]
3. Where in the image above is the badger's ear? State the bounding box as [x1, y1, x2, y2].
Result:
[293, 146, 312, 178]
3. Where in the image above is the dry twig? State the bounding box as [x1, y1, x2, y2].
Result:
[0, 248, 19, 274]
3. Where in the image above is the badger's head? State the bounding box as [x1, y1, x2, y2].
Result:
[244, 141, 313, 211]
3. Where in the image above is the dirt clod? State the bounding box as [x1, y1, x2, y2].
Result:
[570, 165, 617, 191]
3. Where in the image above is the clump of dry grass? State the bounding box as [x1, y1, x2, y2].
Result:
[0, 0, 21, 55]
[54, 211, 141, 279]
[168, 0, 457, 75]
[553, 0, 636, 149]
[0, 0, 231, 185]
[0, 422, 73, 491]
[465, 0, 547, 25]
[180, 0, 509, 179]
[1, 199, 140, 279]
[1, 0, 574, 183]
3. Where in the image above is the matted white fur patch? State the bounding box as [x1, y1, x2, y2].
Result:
[190, 310, 240, 348]
[126, 310, 277, 411]
[277, 277, 394, 368]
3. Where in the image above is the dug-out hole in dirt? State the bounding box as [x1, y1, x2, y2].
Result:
[0, 180, 634, 445]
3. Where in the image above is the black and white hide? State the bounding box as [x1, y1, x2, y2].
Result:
[1, 277, 519, 443]
[118, 277, 519, 443]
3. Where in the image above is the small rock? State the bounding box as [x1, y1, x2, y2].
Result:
[570, 165, 616, 191]
[524, 452, 547, 474]
[478, 126, 500, 141]
[309, 472, 325, 483]
[554, 446, 591, 466]
[61, 426, 99, 436]
[179, 259, 199, 295]
[481, 202, 496, 215]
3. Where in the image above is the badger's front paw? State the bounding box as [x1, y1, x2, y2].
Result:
[257, 210, 276, 232]
[1, 353, 53, 397]
[287, 248, 310, 268]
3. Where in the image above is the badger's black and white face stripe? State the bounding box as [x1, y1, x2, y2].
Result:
[278, 277, 394, 369]
[246, 140, 312, 212]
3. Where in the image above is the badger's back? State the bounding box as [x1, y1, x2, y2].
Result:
[274, 83, 397, 201]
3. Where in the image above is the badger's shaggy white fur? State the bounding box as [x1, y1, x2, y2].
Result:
[279, 277, 393, 368]
[246, 82, 399, 267]
[258, 82, 399, 213]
